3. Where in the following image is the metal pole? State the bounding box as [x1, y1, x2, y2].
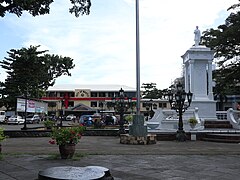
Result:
[136, 0, 141, 116]
[22, 95, 27, 130]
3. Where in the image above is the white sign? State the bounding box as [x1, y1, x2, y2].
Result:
[17, 98, 48, 113]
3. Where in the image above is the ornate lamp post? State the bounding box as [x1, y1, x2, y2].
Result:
[111, 88, 133, 134]
[99, 101, 105, 118]
[167, 83, 193, 141]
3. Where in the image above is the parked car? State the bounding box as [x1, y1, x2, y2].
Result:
[8, 115, 25, 125]
[66, 114, 76, 121]
[26, 114, 41, 124]
[0, 111, 6, 123]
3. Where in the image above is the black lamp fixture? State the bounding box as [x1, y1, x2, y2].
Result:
[111, 88, 133, 134]
[167, 82, 193, 141]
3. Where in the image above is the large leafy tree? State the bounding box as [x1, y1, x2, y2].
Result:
[0, 45, 75, 110]
[201, 1, 240, 96]
[141, 83, 166, 99]
[0, 0, 91, 17]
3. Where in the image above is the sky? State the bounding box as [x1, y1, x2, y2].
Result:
[0, 0, 238, 90]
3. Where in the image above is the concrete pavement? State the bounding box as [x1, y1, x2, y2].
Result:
[1, 136, 240, 180]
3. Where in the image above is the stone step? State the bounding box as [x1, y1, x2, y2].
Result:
[202, 138, 240, 143]
[204, 120, 233, 129]
[204, 120, 231, 125]
[202, 133, 240, 143]
[204, 124, 233, 128]
[156, 132, 177, 141]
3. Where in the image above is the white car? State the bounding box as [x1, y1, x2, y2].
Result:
[26, 114, 41, 124]
[8, 115, 25, 125]
[66, 114, 76, 121]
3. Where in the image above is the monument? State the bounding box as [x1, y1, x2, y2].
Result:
[120, 115, 157, 145]
[181, 26, 217, 120]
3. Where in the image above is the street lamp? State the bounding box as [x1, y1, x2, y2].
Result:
[59, 100, 64, 127]
[167, 82, 193, 141]
[99, 101, 104, 118]
[111, 88, 133, 134]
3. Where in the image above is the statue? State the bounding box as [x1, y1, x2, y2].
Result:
[194, 26, 201, 46]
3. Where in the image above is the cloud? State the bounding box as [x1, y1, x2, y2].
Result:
[0, 0, 238, 89]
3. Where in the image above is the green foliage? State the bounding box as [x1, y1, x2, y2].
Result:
[0, 128, 6, 142]
[124, 115, 133, 122]
[43, 120, 55, 129]
[0, 45, 75, 110]
[50, 126, 86, 146]
[201, 2, 240, 96]
[0, 0, 91, 17]
[141, 83, 164, 99]
[188, 118, 198, 125]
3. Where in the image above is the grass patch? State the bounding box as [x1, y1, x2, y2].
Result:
[45, 152, 87, 160]
[46, 153, 60, 160]
[0, 153, 3, 160]
[71, 152, 87, 161]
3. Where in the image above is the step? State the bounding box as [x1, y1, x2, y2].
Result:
[204, 124, 233, 128]
[204, 120, 232, 129]
[202, 133, 240, 143]
[202, 137, 240, 143]
[204, 120, 231, 125]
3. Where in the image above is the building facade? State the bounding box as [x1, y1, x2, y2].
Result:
[41, 84, 170, 116]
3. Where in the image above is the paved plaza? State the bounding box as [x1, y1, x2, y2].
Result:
[1, 136, 240, 180]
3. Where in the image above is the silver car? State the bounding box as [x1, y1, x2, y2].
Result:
[26, 114, 41, 124]
[8, 115, 25, 125]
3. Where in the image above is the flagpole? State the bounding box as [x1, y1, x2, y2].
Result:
[136, 0, 141, 115]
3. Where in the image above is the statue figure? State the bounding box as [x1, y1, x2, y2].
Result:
[194, 26, 201, 46]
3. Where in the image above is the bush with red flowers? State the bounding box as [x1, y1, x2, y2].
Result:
[49, 126, 86, 146]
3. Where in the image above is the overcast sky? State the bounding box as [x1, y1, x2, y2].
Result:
[0, 0, 238, 89]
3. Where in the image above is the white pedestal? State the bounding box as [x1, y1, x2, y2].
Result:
[190, 132, 197, 141]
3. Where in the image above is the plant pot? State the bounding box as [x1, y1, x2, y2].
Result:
[190, 123, 196, 130]
[59, 144, 76, 159]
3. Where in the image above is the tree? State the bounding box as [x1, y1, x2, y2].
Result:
[0, 45, 75, 110]
[141, 83, 165, 99]
[0, 0, 91, 17]
[201, 1, 240, 95]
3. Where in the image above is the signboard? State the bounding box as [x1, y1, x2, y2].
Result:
[17, 98, 48, 114]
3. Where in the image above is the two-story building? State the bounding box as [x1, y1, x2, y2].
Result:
[41, 84, 170, 117]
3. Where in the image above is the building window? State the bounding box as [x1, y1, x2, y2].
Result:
[108, 92, 115, 97]
[159, 103, 167, 108]
[99, 92, 106, 97]
[69, 92, 74, 97]
[68, 101, 74, 107]
[91, 101, 97, 107]
[60, 92, 65, 97]
[48, 92, 57, 97]
[91, 92, 97, 97]
[125, 92, 136, 98]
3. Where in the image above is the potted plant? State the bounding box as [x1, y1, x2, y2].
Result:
[188, 117, 198, 129]
[44, 120, 55, 129]
[0, 127, 6, 154]
[125, 115, 133, 124]
[49, 125, 86, 159]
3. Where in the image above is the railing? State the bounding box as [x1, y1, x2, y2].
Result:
[216, 111, 227, 120]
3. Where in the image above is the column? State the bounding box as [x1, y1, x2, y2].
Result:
[208, 61, 213, 100]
